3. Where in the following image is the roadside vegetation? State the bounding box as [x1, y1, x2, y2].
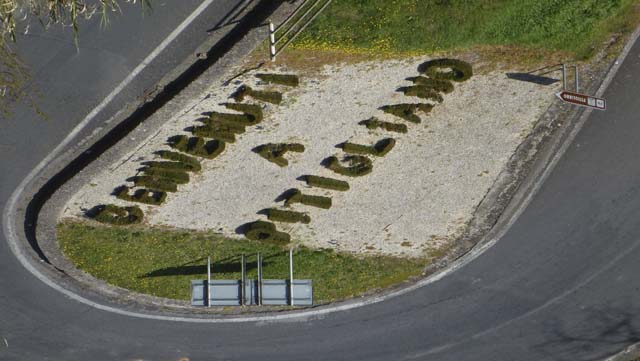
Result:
[58, 221, 425, 303]
[293, 0, 640, 59]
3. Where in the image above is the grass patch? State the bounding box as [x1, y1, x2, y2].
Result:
[221, 102, 264, 123]
[232, 85, 283, 105]
[255, 73, 300, 87]
[406, 77, 454, 94]
[265, 208, 311, 224]
[399, 86, 444, 103]
[90, 205, 144, 225]
[292, 0, 639, 59]
[303, 175, 350, 191]
[325, 155, 373, 177]
[155, 151, 202, 171]
[253, 143, 305, 167]
[168, 135, 226, 159]
[114, 186, 167, 206]
[380, 104, 433, 124]
[284, 189, 332, 209]
[58, 221, 425, 302]
[340, 138, 396, 157]
[141, 167, 190, 184]
[142, 161, 200, 173]
[243, 220, 291, 245]
[359, 117, 408, 133]
[418, 59, 473, 82]
[132, 176, 178, 193]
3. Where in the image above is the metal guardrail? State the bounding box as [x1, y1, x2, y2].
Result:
[268, 0, 333, 61]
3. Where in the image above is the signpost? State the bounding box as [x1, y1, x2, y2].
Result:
[556, 90, 606, 111]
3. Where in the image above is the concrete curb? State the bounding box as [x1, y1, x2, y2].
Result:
[4, 9, 640, 324]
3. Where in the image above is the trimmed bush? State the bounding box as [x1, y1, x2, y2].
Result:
[133, 176, 178, 193]
[400, 86, 444, 103]
[340, 138, 395, 157]
[418, 58, 473, 82]
[196, 119, 247, 134]
[255, 73, 300, 87]
[407, 76, 454, 94]
[232, 85, 283, 105]
[155, 151, 201, 171]
[253, 143, 305, 167]
[190, 126, 236, 143]
[142, 161, 199, 173]
[222, 102, 264, 122]
[266, 208, 311, 224]
[141, 167, 190, 184]
[359, 117, 408, 133]
[284, 189, 332, 209]
[114, 186, 167, 206]
[168, 135, 226, 159]
[92, 204, 143, 225]
[303, 175, 350, 191]
[325, 155, 373, 177]
[380, 104, 433, 124]
[244, 221, 291, 245]
[204, 111, 260, 126]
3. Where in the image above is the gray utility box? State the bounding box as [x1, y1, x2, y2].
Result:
[191, 279, 313, 306]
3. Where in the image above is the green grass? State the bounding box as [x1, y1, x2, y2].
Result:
[58, 221, 425, 303]
[293, 0, 639, 59]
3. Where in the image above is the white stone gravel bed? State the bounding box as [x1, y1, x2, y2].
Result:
[62, 57, 559, 258]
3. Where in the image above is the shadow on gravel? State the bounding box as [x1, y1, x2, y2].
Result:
[22, 0, 284, 264]
[533, 304, 640, 361]
[140, 255, 273, 278]
[506, 72, 560, 86]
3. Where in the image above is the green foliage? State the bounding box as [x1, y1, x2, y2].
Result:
[133, 176, 178, 193]
[255, 73, 300, 87]
[292, 0, 635, 59]
[190, 126, 236, 143]
[244, 221, 291, 245]
[155, 151, 202, 171]
[418, 59, 473, 82]
[266, 208, 311, 224]
[232, 85, 283, 105]
[222, 102, 264, 122]
[168, 135, 226, 159]
[58, 221, 426, 302]
[303, 175, 350, 191]
[407, 77, 454, 94]
[91, 204, 143, 225]
[325, 155, 373, 177]
[284, 189, 332, 209]
[142, 161, 200, 173]
[400, 86, 444, 103]
[141, 166, 190, 184]
[114, 186, 167, 206]
[253, 143, 306, 167]
[359, 117, 408, 133]
[205, 111, 260, 126]
[380, 104, 433, 124]
[340, 138, 396, 157]
[196, 119, 247, 134]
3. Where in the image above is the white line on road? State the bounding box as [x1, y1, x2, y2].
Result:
[3, 338, 8, 348]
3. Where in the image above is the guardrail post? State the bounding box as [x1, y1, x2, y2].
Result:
[207, 256, 211, 308]
[269, 21, 276, 62]
[241, 254, 246, 305]
[574, 65, 579, 93]
[562, 64, 567, 91]
[289, 248, 294, 306]
[257, 252, 263, 306]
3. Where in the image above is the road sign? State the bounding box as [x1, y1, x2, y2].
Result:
[556, 91, 606, 111]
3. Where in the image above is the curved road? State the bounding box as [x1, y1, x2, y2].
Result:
[2, 2, 640, 360]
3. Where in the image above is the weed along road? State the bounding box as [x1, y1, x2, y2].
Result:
[3, 3, 640, 361]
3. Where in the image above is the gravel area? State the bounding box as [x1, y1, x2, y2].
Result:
[62, 57, 559, 257]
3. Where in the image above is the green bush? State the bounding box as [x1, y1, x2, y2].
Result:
[168, 135, 226, 159]
[205, 111, 260, 126]
[418, 58, 473, 82]
[244, 221, 291, 245]
[114, 186, 167, 206]
[340, 138, 395, 157]
[155, 151, 201, 171]
[266, 208, 311, 224]
[380, 104, 433, 124]
[284, 189, 332, 209]
[92, 204, 144, 225]
[196, 119, 247, 134]
[232, 85, 283, 105]
[141, 166, 190, 184]
[253, 143, 305, 167]
[142, 161, 199, 173]
[133, 176, 178, 193]
[303, 175, 350, 191]
[400, 86, 444, 103]
[325, 155, 373, 177]
[190, 126, 236, 143]
[359, 117, 408, 133]
[406, 76, 454, 94]
[222, 102, 264, 122]
[255, 73, 300, 87]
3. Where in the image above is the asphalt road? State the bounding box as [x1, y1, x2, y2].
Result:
[2, 2, 640, 360]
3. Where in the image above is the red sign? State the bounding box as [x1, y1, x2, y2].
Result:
[556, 91, 606, 111]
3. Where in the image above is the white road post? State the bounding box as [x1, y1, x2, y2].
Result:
[269, 21, 277, 62]
[562, 64, 567, 91]
[289, 248, 294, 306]
[574, 65, 579, 93]
[207, 256, 211, 308]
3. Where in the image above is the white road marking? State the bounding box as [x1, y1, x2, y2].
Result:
[3, 338, 8, 347]
[3, 11, 639, 325]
